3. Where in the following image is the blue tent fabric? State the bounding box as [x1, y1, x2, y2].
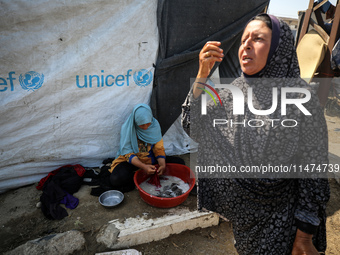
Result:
[152, 0, 270, 134]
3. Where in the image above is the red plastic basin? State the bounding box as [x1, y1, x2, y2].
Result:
[134, 163, 196, 208]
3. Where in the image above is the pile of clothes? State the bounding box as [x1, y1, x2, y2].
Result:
[36, 164, 85, 220]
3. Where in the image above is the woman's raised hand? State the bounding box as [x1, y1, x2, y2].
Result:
[193, 41, 224, 99]
[198, 41, 224, 78]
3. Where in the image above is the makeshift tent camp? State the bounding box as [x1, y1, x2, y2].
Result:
[0, 0, 269, 193]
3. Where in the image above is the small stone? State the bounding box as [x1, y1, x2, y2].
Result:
[210, 231, 218, 239]
[172, 242, 179, 248]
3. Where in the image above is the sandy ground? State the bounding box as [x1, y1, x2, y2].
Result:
[0, 113, 339, 255]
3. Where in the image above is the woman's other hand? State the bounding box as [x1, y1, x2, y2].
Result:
[157, 157, 166, 176]
[131, 157, 156, 175]
[142, 164, 157, 175]
[292, 229, 319, 255]
[157, 165, 165, 176]
[198, 41, 224, 78]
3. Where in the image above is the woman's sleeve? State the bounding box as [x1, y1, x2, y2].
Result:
[125, 153, 137, 163]
[181, 87, 206, 141]
[295, 179, 329, 234]
[294, 92, 330, 234]
[153, 139, 166, 159]
[115, 153, 137, 164]
[109, 153, 136, 173]
[181, 91, 192, 136]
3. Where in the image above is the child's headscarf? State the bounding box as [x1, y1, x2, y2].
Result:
[116, 104, 162, 157]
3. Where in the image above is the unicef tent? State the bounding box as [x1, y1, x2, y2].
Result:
[0, 0, 269, 193]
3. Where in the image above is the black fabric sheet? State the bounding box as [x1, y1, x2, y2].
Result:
[151, 0, 270, 134]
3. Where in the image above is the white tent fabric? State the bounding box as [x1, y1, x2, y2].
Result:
[162, 69, 222, 156]
[0, 0, 183, 192]
[163, 115, 198, 156]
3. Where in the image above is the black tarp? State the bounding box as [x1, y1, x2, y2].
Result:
[152, 0, 270, 134]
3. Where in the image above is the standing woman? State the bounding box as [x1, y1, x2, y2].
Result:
[110, 103, 184, 193]
[182, 14, 330, 254]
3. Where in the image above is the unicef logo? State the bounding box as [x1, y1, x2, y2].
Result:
[19, 71, 44, 91]
[133, 69, 153, 87]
